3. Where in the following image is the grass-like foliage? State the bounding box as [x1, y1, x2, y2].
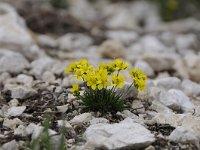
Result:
[50, 0, 68, 9]
[80, 88, 126, 114]
[65, 59, 147, 114]
[29, 115, 67, 150]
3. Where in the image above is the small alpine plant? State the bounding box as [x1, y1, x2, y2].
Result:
[65, 59, 147, 114]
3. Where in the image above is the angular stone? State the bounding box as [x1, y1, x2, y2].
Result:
[154, 77, 181, 90]
[0, 140, 19, 150]
[0, 50, 29, 74]
[84, 118, 155, 149]
[70, 113, 93, 125]
[7, 106, 26, 117]
[57, 33, 92, 51]
[158, 89, 195, 113]
[169, 126, 200, 148]
[181, 79, 200, 97]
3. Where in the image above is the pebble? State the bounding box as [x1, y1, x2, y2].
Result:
[7, 106, 26, 117]
[70, 113, 93, 125]
[169, 126, 200, 148]
[158, 89, 195, 113]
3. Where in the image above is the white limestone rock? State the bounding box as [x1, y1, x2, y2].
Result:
[84, 118, 155, 149]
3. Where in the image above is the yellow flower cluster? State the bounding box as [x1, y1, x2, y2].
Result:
[129, 69, 147, 91]
[65, 59, 147, 95]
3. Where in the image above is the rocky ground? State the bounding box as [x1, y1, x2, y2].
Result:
[1, 0, 200, 150]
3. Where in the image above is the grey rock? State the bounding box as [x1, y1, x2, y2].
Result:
[184, 54, 200, 82]
[16, 74, 33, 87]
[14, 125, 27, 137]
[154, 77, 181, 90]
[70, 113, 93, 125]
[176, 34, 197, 50]
[42, 71, 56, 83]
[90, 118, 109, 125]
[57, 120, 73, 130]
[182, 79, 200, 97]
[139, 35, 167, 52]
[84, 118, 155, 149]
[30, 57, 55, 78]
[25, 123, 38, 135]
[57, 33, 92, 51]
[105, 5, 137, 30]
[8, 99, 19, 107]
[56, 104, 69, 113]
[158, 89, 195, 113]
[142, 53, 175, 71]
[69, 0, 97, 26]
[129, 1, 160, 28]
[37, 34, 57, 48]
[106, 30, 138, 46]
[150, 100, 174, 114]
[5, 85, 37, 99]
[134, 60, 155, 77]
[0, 72, 10, 83]
[0, 140, 19, 150]
[7, 106, 26, 117]
[99, 39, 125, 59]
[169, 126, 200, 148]
[0, 3, 32, 51]
[0, 50, 29, 74]
[3, 118, 23, 129]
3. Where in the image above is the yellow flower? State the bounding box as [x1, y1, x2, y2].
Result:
[65, 59, 93, 81]
[129, 69, 147, 91]
[85, 69, 111, 90]
[99, 62, 115, 75]
[112, 75, 125, 88]
[113, 59, 129, 71]
[70, 84, 80, 96]
[64, 62, 79, 74]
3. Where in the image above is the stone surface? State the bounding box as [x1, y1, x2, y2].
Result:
[153, 77, 181, 90]
[37, 34, 57, 48]
[30, 57, 55, 78]
[56, 104, 69, 113]
[70, 113, 93, 125]
[7, 106, 26, 117]
[153, 114, 200, 137]
[134, 60, 155, 77]
[0, 140, 19, 150]
[106, 30, 138, 46]
[184, 54, 200, 82]
[89, 118, 109, 125]
[68, 0, 97, 26]
[8, 99, 19, 107]
[0, 3, 32, 51]
[99, 40, 125, 59]
[14, 125, 27, 136]
[150, 100, 174, 114]
[3, 118, 23, 129]
[139, 35, 167, 52]
[169, 126, 200, 148]
[84, 118, 155, 149]
[158, 89, 195, 112]
[181, 79, 200, 97]
[0, 50, 29, 74]
[57, 33, 92, 51]
[16, 74, 33, 87]
[142, 53, 175, 71]
[42, 71, 56, 83]
[5, 85, 37, 100]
